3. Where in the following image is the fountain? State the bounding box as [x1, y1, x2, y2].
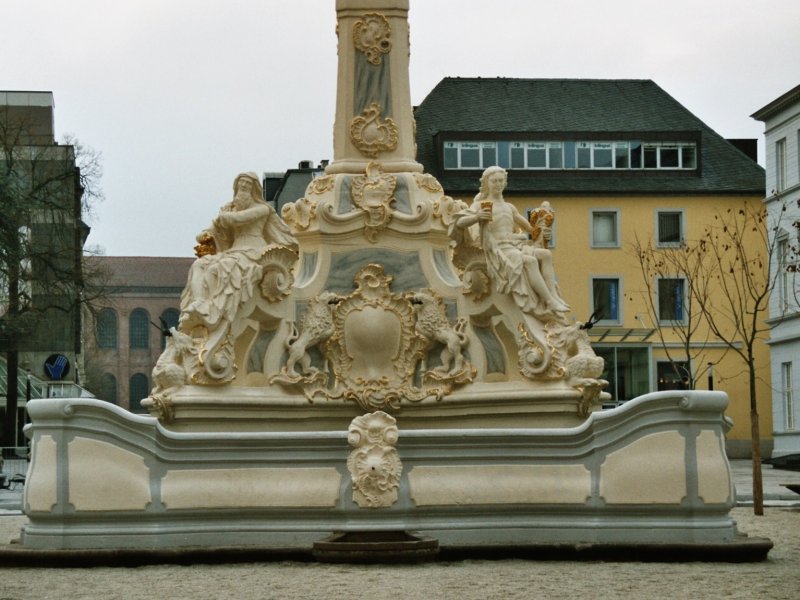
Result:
[17, 0, 767, 561]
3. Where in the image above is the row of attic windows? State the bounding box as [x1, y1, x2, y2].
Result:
[96, 308, 180, 350]
[443, 140, 698, 171]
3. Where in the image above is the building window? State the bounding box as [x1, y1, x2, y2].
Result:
[100, 373, 117, 404]
[592, 278, 620, 323]
[129, 308, 150, 349]
[442, 140, 697, 171]
[159, 308, 181, 350]
[658, 278, 686, 323]
[783, 362, 795, 430]
[776, 138, 786, 192]
[129, 373, 149, 413]
[657, 210, 684, 246]
[778, 238, 791, 313]
[96, 308, 118, 349]
[591, 210, 619, 247]
[657, 361, 690, 391]
[595, 346, 650, 403]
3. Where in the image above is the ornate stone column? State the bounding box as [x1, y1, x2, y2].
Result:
[327, 0, 423, 174]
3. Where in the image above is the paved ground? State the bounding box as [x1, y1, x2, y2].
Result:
[1, 460, 799, 599]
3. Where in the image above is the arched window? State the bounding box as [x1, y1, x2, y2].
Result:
[100, 373, 117, 404]
[160, 308, 181, 350]
[129, 373, 149, 413]
[129, 308, 150, 349]
[96, 308, 118, 349]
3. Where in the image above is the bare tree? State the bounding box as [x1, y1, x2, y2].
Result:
[632, 199, 789, 515]
[0, 106, 104, 446]
[629, 235, 728, 390]
[691, 201, 788, 516]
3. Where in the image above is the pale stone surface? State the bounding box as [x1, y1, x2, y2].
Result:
[161, 468, 341, 509]
[68, 438, 151, 511]
[347, 411, 401, 507]
[24, 434, 57, 513]
[17, 0, 738, 555]
[600, 431, 686, 504]
[408, 464, 591, 506]
[697, 429, 733, 504]
[137, 1, 610, 428]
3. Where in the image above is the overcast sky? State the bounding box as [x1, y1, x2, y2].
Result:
[3, 0, 799, 257]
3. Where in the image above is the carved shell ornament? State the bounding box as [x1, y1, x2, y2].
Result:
[347, 411, 402, 508]
[350, 102, 399, 158]
[353, 13, 392, 65]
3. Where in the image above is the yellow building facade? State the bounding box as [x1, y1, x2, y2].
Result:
[499, 193, 771, 456]
[415, 78, 768, 457]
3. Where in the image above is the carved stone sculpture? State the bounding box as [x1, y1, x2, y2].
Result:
[270, 292, 341, 386]
[549, 322, 609, 416]
[144, 327, 195, 422]
[409, 290, 474, 383]
[529, 200, 555, 249]
[451, 167, 569, 324]
[174, 173, 298, 385]
[347, 411, 402, 508]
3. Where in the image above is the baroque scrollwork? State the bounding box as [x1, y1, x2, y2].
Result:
[347, 411, 402, 508]
[351, 161, 397, 242]
[350, 102, 399, 158]
[281, 196, 318, 231]
[270, 264, 475, 412]
[352, 13, 392, 65]
[308, 175, 335, 195]
[414, 173, 444, 195]
[517, 322, 555, 379]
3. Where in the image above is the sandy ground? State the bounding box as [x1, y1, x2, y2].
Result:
[0, 507, 798, 600]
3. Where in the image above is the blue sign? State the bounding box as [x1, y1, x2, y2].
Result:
[44, 354, 70, 380]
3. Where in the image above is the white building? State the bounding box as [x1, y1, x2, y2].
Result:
[753, 84, 800, 460]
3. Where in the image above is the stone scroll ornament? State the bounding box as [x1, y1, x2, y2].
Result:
[269, 264, 475, 412]
[350, 161, 397, 242]
[347, 411, 402, 508]
[352, 13, 392, 65]
[350, 102, 399, 158]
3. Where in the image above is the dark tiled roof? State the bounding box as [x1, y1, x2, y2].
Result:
[414, 78, 764, 195]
